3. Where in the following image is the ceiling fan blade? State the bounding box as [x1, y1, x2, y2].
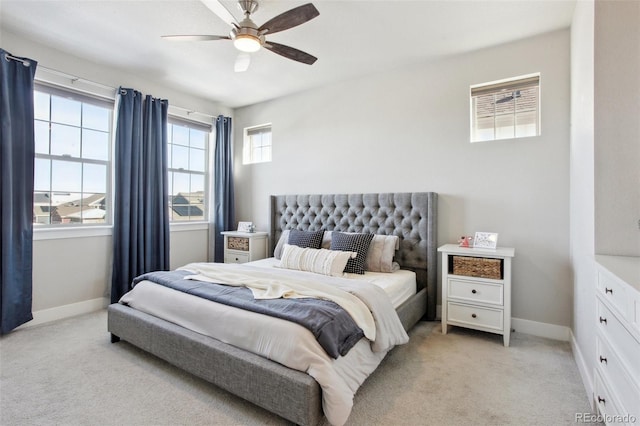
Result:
[200, 0, 238, 26]
[234, 53, 251, 72]
[258, 3, 319, 35]
[264, 41, 317, 65]
[161, 35, 230, 41]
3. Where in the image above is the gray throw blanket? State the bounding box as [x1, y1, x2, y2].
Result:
[131, 270, 364, 358]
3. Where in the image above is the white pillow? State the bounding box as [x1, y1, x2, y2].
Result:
[278, 244, 356, 277]
[273, 230, 291, 259]
[366, 234, 400, 273]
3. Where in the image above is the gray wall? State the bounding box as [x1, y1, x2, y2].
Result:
[594, 0, 640, 256]
[32, 229, 207, 312]
[234, 30, 572, 327]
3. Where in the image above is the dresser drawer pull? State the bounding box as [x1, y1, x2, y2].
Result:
[471, 313, 477, 319]
[599, 356, 607, 364]
[471, 289, 477, 294]
[597, 396, 606, 405]
[605, 287, 613, 294]
[599, 316, 607, 325]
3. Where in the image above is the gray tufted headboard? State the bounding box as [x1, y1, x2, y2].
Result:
[270, 192, 438, 320]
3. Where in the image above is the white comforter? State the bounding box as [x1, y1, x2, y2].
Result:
[119, 262, 409, 425]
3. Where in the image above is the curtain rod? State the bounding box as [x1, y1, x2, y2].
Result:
[5, 54, 34, 66]
[37, 64, 219, 120]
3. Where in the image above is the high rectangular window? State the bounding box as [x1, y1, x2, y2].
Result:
[33, 85, 112, 225]
[243, 124, 272, 164]
[167, 119, 210, 222]
[470, 74, 540, 142]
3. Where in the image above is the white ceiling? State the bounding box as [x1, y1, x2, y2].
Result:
[1, 0, 576, 108]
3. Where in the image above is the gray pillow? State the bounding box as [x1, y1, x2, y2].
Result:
[287, 229, 324, 249]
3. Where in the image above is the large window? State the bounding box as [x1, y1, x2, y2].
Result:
[167, 119, 210, 222]
[470, 74, 540, 143]
[243, 124, 272, 164]
[33, 85, 112, 225]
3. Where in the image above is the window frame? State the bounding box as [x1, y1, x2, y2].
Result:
[33, 83, 114, 228]
[470, 73, 541, 143]
[167, 116, 212, 223]
[242, 123, 272, 164]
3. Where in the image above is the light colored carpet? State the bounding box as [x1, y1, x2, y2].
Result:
[0, 310, 596, 425]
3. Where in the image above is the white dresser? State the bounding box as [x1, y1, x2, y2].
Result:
[438, 244, 515, 347]
[221, 231, 268, 264]
[594, 255, 640, 425]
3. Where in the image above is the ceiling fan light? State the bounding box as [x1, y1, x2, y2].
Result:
[234, 35, 261, 53]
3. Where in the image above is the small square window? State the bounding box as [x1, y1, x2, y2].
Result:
[243, 124, 272, 164]
[470, 74, 540, 143]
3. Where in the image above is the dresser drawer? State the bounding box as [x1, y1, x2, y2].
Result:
[594, 370, 625, 425]
[447, 302, 503, 331]
[225, 252, 250, 264]
[597, 300, 640, 380]
[598, 269, 629, 318]
[596, 335, 640, 421]
[448, 278, 503, 306]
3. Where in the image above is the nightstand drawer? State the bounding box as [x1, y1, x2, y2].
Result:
[225, 253, 250, 264]
[447, 302, 503, 331]
[448, 279, 503, 306]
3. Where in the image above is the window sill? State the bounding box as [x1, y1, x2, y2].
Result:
[170, 221, 209, 232]
[33, 222, 210, 240]
[33, 225, 112, 241]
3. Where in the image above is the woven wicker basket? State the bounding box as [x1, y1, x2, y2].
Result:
[452, 256, 502, 279]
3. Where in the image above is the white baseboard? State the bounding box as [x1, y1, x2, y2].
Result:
[510, 317, 571, 341]
[570, 329, 595, 411]
[435, 304, 570, 341]
[16, 297, 108, 330]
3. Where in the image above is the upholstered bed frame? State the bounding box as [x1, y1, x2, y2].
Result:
[108, 192, 437, 425]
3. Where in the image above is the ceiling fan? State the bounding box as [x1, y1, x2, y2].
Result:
[162, 0, 319, 71]
[495, 90, 522, 104]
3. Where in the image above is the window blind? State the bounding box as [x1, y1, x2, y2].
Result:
[470, 74, 540, 142]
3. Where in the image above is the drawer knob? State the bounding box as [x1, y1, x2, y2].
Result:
[471, 313, 477, 319]
[599, 316, 607, 325]
[599, 356, 607, 364]
[605, 287, 613, 294]
[471, 289, 477, 294]
[597, 396, 606, 405]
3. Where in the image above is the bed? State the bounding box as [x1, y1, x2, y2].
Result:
[107, 192, 437, 425]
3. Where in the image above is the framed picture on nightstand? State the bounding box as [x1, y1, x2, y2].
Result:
[473, 232, 498, 249]
[237, 221, 254, 232]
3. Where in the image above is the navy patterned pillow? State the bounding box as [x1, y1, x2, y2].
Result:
[287, 229, 324, 250]
[330, 232, 375, 274]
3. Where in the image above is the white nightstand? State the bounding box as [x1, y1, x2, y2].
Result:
[438, 243, 515, 347]
[221, 231, 268, 264]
